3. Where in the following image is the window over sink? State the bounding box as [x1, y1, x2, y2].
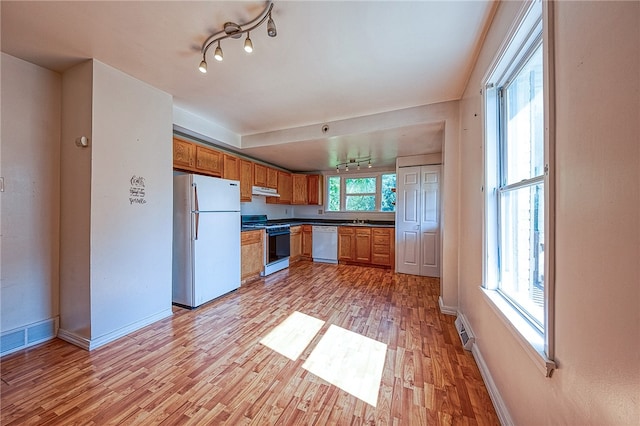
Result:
[326, 172, 396, 212]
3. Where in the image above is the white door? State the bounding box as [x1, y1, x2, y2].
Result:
[396, 165, 441, 277]
[396, 167, 421, 275]
[420, 166, 440, 277]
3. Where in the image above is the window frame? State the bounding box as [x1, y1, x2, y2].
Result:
[325, 171, 396, 213]
[482, 0, 556, 377]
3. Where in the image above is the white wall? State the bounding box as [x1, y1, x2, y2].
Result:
[59, 59, 174, 348]
[458, 1, 639, 424]
[59, 60, 93, 338]
[0, 54, 61, 338]
[241, 196, 294, 220]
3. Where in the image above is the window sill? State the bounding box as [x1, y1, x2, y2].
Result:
[480, 287, 556, 377]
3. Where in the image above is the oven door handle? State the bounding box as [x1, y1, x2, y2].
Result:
[267, 229, 290, 237]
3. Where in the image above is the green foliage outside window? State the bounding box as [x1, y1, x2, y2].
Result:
[326, 173, 396, 212]
[327, 176, 340, 211]
[381, 174, 396, 212]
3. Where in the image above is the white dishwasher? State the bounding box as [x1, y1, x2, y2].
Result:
[312, 226, 338, 264]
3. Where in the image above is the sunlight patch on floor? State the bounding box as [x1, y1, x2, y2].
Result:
[302, 324, 387, 407]
[259, 311, 325, 361]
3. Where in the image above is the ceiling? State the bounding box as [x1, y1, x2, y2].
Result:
[1, 1, 495, 172]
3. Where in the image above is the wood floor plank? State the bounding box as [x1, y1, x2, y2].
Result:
[0, 262, 499, 425]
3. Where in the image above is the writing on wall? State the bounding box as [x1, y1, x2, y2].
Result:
[129, 175, 147, 205]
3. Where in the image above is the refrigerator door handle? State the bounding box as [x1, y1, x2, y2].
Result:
[194, 212, 199, 240]
[194, 184, 199, 240]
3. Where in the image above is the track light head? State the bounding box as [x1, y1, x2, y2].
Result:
[214, 42, 223, 61]
[267, 13, 277, 37]
[198, 59, 207, 73]
[244, 33, 253, 53]
[368, 160, 372, 168]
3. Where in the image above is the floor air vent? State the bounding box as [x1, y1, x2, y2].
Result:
[455, 315, 475, 351]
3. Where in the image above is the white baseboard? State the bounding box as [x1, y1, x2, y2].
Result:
[438, 296, 458, 315]
[57, 328, 91, 350]
[471, 343, 514, 426]
[1, 317, 59, 356]
[58, 308, 173, 351]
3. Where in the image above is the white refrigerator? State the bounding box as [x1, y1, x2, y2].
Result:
[173, 174, 241, 308]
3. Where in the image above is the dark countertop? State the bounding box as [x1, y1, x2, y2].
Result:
[242, 218, 395, 231]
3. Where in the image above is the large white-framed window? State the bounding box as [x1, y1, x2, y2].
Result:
[326, 172, 396, 212]
[483, 0, 556, 377]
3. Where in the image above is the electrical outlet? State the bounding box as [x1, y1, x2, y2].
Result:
[318, 209, 323, 215]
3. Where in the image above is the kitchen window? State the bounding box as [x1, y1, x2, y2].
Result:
[483, 0, 556, 376]
[326, 173, 396, 212]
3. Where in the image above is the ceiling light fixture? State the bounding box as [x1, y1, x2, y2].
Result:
[244, 33, 253, 53]
[335, 157, 372, 173]
[198, 1, 276, 73]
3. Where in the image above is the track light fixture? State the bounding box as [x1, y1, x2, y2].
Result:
[198, 1, 276, 73]
[335, 157, 372, 173]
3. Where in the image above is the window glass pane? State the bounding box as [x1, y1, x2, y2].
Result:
[345, 177, 376, 194]
[504, 44, 544, 184]
[327, 176, 340, 211]
[346, 195, 375, 211]
[381, 173, 396, 212]
[498, 181, 544, 327]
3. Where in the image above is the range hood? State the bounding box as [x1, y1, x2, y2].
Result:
[252, 186, 280, 197]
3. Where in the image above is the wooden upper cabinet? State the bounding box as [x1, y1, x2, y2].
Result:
[278, 171, 292, 204]
[239, 159, 253, 202]
[266, 170, 291, 205]
[173, 138, 196, 170]
[307, 175, 323, 206]
[266, 167, 278, 189]
[172, 138, 318, 207]
[254, 163, 267, 187]
[223, 154, 240, 181]
[292, 174, 308, 205]
[195, 146, 223, 176]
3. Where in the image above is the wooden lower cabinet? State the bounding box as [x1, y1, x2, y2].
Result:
[337, 227, 355, 262]
[290, 226, 302, 262]
[302, 225, 313, 260]
[371, 228, 395, 268]
[241, 230, 263, 284]
[338, 226, 394, 268]
[354, 228, 371, 263]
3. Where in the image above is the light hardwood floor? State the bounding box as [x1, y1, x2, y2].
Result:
[1, 261, 499, 425]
